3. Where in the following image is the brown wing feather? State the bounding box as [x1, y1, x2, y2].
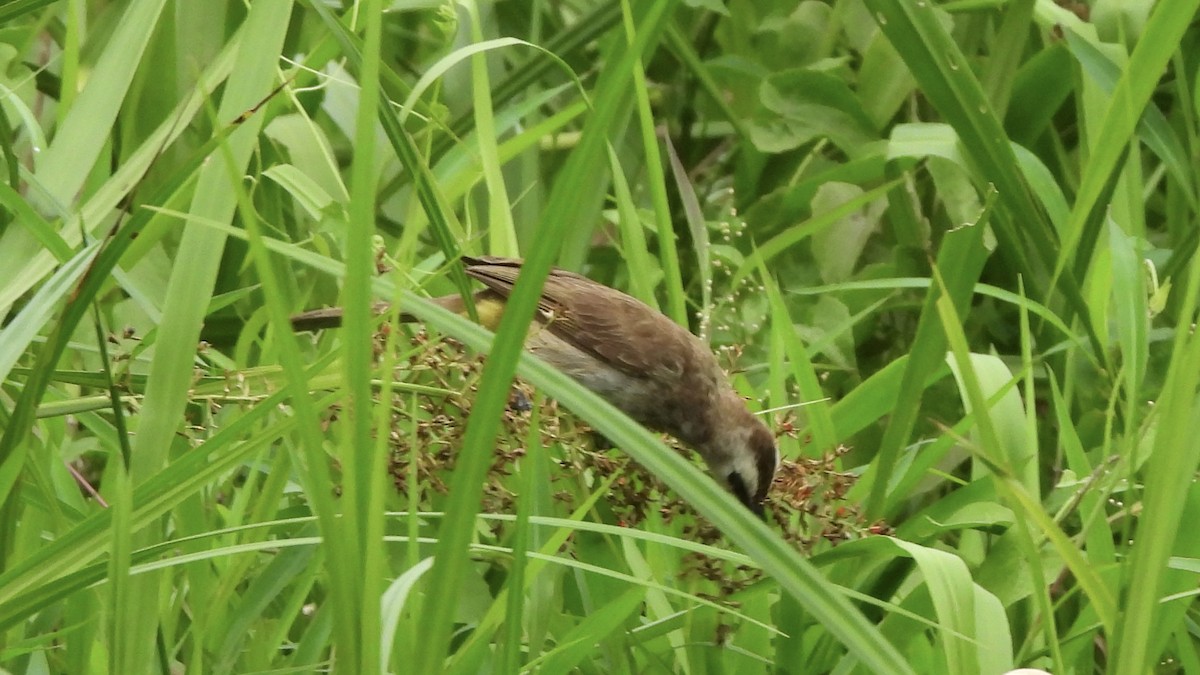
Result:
[462, 256, 708, 382]
[460, 256, 561, 319]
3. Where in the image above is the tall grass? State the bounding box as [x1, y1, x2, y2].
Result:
[0, 1, 1196, 673]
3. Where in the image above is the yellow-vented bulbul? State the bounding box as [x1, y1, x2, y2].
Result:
[291, 256, 779, 515]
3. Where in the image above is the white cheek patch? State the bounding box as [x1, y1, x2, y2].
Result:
[730, 450, 764, 497]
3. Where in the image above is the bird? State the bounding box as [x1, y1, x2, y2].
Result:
[290, 256, 779, 515]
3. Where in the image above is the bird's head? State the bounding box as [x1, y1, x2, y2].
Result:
[705, 402, 779, 517]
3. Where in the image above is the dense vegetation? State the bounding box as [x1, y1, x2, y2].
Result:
[0, 0, 1197, 673]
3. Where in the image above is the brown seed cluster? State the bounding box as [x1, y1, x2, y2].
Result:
[769, 448, 892, 546]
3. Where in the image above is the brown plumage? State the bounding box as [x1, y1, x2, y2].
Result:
[291, 256, 779, 515]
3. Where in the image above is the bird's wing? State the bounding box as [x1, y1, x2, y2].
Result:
[461, 256, 566, 320]
[462, 256, 697, 381]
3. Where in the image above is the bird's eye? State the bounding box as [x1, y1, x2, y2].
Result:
[727, 471, 766, 517]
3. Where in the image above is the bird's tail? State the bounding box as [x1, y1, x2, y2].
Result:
[290, 296, 471, 332]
